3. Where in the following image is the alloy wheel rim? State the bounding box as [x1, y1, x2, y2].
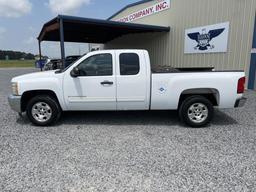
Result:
[31, 102, 52, 123]
[187, 103, 208, 123]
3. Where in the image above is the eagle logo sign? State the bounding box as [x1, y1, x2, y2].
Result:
[187, 28, 225, 51]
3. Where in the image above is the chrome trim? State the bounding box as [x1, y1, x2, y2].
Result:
[8, 95, 21, 113]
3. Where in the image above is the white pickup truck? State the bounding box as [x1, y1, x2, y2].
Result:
[8, 49, 247, 127]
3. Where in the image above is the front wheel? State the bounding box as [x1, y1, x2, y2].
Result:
[26, 95, 61, 126]
[179, 96, 214, 128]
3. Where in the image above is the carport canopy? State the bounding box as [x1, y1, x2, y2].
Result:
[37, 15, 170, 68]
[38, 15, 170, 43]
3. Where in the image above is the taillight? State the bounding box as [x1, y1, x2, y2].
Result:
[237, 77, 246, 94]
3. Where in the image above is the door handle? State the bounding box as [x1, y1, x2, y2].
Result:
[101, 81, 113, 85]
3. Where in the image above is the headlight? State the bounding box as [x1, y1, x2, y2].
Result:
[11, 82, 19, 95]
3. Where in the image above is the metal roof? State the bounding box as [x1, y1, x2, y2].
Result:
[108, 0, 154, 20]
[37, 15, 170, 43]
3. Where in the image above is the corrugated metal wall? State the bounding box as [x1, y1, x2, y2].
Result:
[106, 0, 256, 81]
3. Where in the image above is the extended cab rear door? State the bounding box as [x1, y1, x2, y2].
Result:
[115, 50, 150, 110]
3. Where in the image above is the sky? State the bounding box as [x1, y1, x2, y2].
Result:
[0, 0, 138, 58]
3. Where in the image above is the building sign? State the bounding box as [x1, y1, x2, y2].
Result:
[184, 22, 230, 54]
[116, 0, 170, 23]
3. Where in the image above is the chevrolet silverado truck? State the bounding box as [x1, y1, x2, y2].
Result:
[8, 50, 247, 127]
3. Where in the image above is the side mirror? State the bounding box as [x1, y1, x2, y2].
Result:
[70, 67, 80, 78]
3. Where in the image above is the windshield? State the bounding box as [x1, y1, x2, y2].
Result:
[55, 61, 74, 73]
[55, 54, 86, 73]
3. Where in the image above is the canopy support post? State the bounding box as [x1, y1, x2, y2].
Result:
[59, 18, 65, 69]
[38, 40, 42, 71]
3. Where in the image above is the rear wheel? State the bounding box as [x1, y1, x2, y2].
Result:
[179, 96, 214, 127]
[26, 95, 61, 126]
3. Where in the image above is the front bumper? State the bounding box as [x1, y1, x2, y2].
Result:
[234, 97, 247, 108]
[8, 95, 21, 113]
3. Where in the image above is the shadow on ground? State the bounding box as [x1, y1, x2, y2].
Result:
[212, 110, 238, 125]
[16, 109, 238, 127]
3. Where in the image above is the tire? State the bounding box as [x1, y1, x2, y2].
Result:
[26, 95, 61, 126]
[179, 95, 214, 128]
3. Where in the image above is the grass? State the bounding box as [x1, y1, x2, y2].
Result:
[0, 60, 35, 68]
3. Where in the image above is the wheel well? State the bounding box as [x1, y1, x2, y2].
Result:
[21, 90, 60, 112]
[178, 88, 219, 107]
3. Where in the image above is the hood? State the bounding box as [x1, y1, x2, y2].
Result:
[12, 70, 58, 82]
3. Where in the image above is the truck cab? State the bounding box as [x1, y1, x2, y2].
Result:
[64, 50, 151, 111]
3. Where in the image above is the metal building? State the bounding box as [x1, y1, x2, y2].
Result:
[104, 0, 256, 89]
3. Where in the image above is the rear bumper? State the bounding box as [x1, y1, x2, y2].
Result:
[234, 97, 247, 108]
[8, 95, 21, 113]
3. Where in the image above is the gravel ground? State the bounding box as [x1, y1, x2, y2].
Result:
[0, 68, 256, 192]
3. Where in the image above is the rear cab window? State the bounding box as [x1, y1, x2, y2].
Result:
[119, 53, 140, 75]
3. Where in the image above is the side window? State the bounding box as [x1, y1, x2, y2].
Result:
[77, 54, 112, 76]
[119, 53, 140, 75]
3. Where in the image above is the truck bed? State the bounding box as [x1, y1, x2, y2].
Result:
[151, 66, 215, 73]
[151, 66, 244, 73]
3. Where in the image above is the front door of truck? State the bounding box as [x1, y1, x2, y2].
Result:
[63, 52, 116, 110]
